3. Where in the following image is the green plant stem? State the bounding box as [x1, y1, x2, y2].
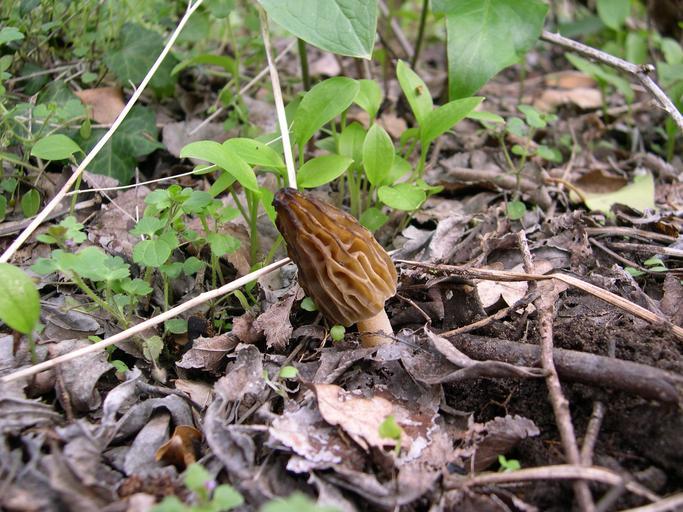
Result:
[246, 191, 260, 265]
[298, 38, 310, 90]
[26, 332, 37, 364]
[411, 0, 429, 68]
[69, 157, 82, 215]
[71, 273, 124, 323]
[263, 234, 283, 266]
[0, 152, 41, 173]
[229, 188, 249, 222]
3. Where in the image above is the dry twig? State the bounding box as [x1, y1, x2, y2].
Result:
[541, 30, 683, 133]
[517, 231, 595, 512]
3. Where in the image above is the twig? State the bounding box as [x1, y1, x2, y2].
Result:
[0, 258, 291, 384]
[188, 39, 296, 136]
[620, 494, 683, 512]
[517, 231, 595, 512]
[0, 198, 98, 238]
[444, 334, 683, 404]
[378, 0, 414, 58]
[411, 0, 429, 68]
[580, 401, 606, 465]
[541, 30, 683, 133]
[585, 227, 677, 244]
[0, 0, 204, 264]
[396, 260, 683, 341]
[445, 464, 659, 502]
[258, 8, 297, 190]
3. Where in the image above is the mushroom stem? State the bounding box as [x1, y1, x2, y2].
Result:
[357, 310, 393, 348]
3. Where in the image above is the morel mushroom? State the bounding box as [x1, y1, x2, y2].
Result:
[274, 188, 397, 347]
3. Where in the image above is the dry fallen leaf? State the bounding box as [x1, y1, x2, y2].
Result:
[534, 87, 602, 111]
[75, 87, 125, 124]
[155, 425, 203, 471]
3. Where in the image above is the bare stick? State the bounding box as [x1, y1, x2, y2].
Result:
[396, 260, 683, 341]
[0, 258, 291, 384]
[445, 464, 658, 502]
[517, 231, 594, 512]
[620, 493, 683, 512]
[0, 0, 204, 264]
[581, 401, 606, 465]
[258, 8, 297, 190]
[541, 30, 683, 133]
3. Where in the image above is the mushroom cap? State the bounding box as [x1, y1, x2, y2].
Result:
[273, 188, 397, 327]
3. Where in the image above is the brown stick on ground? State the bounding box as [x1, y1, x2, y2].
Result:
[446, 334, 683, 405]
[517, 231, 595, 512]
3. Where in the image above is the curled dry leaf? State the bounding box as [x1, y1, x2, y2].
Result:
[176, 333, 239, 373]
[155, 425, 203, 471]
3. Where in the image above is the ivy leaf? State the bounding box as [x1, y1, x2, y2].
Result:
[104, 23, 177, 96]
[79, 106, 162, 184]
[258, 0, 377, 58]
[0, 263, 40, 335]
[434, 0, 548, 99]
[130, 217, 166, 237]
[122, 278, 153, 296]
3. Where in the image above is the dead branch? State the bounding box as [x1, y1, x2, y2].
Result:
[541, 30, 683, 133]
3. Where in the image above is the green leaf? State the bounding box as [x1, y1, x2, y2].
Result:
[300, 297, 318, 312]
[259, 186, 276, 224]
[0, 196, 6, 222]
[506, 200, 527, 220]
[279, 365, 299, 379]
[438, 0, 548, 99]
[207, 232, 240, 257]
[212, 484, 244, 510]
[359, 207, 389, 232]
[583, 172, 655, 215]
[421, 97, 483, 146]
[223, 138, 285, 171]
[517, 105, 545, 129]
[104, 23, 177, 95]
[626, 31, 648, 65]
[624, 266, 645, 277]
[182, 190, 213, 214]
[121, 278, 153, 296]
[396, 60, 433, 125]
[362, 123, 394, 187]
[183, 257, 205, 276]
[597, 0, 630, 30]
[338, 122, 366, 165]
[0, 263, 40, 334]
[184, 463, 212, 493]
[386, 155, 412, 185]
[378, 183, 426, 211]
[378, 415, 402, 441]
[171, 53, 236, 75]
[298, 155, 353, 189]
[164, 318, 188, 334]
[133, 239, 172, 268]
[467, 110, 506, 124]
[292, 77, 359, 148]
[31, 134, 82, 160]
[536, 145, 562, 162]
[181, 141, 259, 192]
[130, 217, 165, 237]
[20, 189, 40, 217]
[330, 325, 345, 342]
[258, 0, 377, 58]
[0, 27, 24, 46]
[354, 79, 383, 118]
[75, 247, 130, 282]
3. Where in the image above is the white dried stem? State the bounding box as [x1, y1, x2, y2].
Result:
[0, 0, 205, 264]
[258, 7, 297, 189]
[0, 258, 290, 384]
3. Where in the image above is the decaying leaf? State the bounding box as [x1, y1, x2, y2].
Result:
[253, 290, 297, 350]
[75, 87, 126, 124]
[176, 333, 239, 372]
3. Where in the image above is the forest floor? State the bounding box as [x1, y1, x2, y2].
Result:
[1, 8, 682, 512]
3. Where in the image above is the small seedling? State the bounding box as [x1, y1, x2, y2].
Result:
[330, 325, 345, 342]
[378, 415, 403, 455]
[498, 454, 521, 472]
